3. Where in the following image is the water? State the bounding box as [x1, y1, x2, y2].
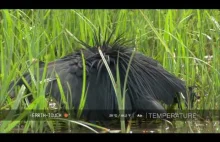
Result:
[1, 119, 220, 133]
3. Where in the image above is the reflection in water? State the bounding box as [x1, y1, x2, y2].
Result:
[7, 119, 220, 133]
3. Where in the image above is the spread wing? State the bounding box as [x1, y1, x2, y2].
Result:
[8, 46, 186, 121]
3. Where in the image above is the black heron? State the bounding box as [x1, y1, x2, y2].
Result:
[8, 33, 188, 122]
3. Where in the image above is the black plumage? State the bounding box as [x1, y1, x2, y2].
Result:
[8, 33, 187, 122]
